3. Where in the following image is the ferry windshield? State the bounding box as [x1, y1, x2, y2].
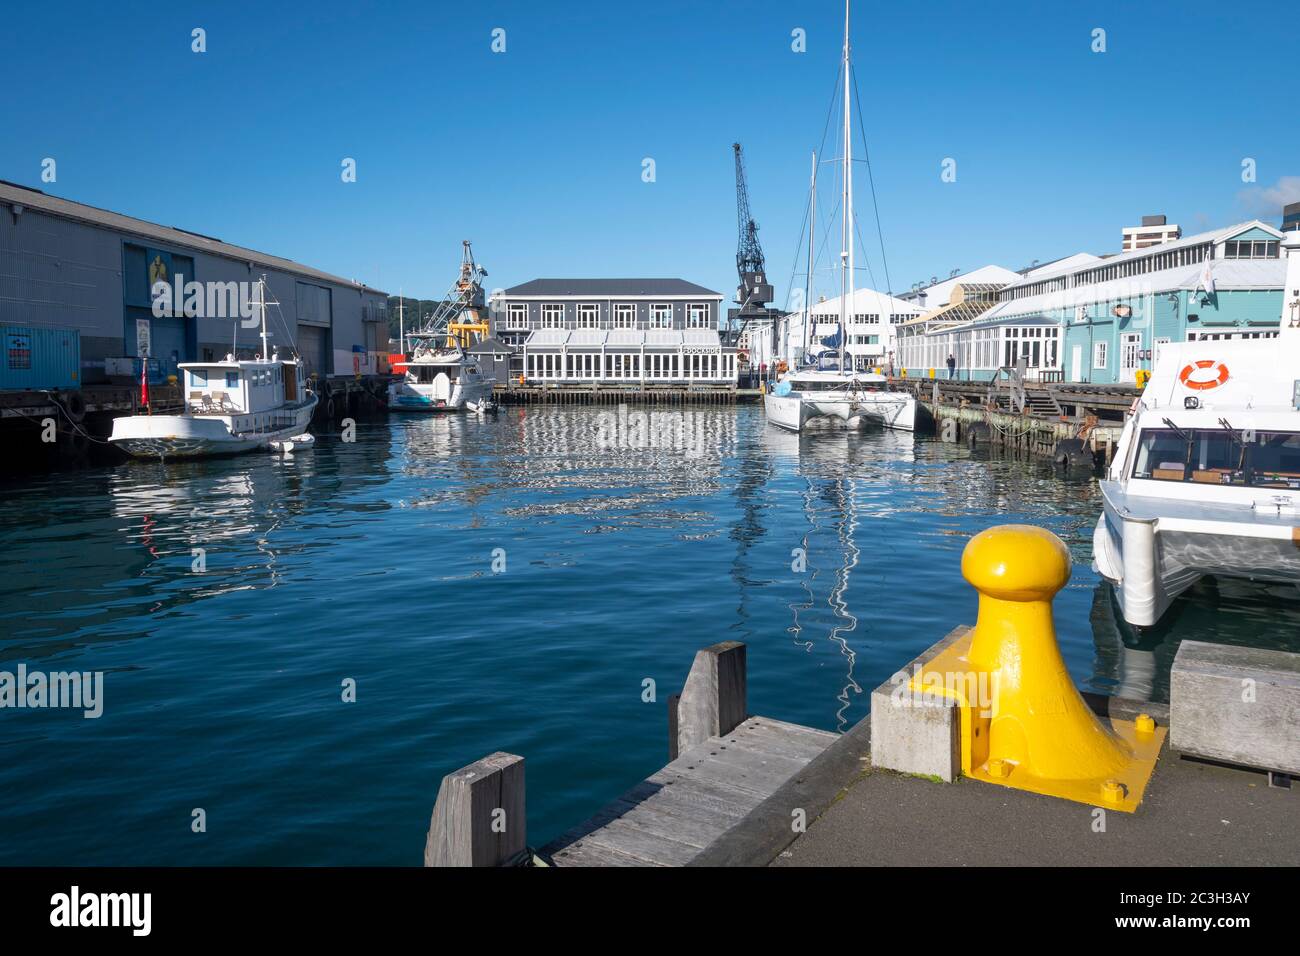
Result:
[1132, 428, 1300, 489]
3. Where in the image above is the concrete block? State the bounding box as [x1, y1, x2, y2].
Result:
[1170, 640, 1300, 776]
[870, 686, 960, 781]
[869, 627, 968, 782]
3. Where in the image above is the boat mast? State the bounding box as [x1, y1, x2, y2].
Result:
[803, 150, 817, 364]
[258, 275, 271, 361]
[399, 288, 405, 354]
[840, 0, 853, 375]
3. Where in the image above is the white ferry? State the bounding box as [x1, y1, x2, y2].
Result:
[1092, 230, 1300, 626]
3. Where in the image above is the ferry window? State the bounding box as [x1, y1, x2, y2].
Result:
[1133, 430, 1190, 480]
[190, 370, 208, 387]
[1251, 432, 1300, 487]
[226, 372, 239, 387]
[1133, 429, 1300, 488]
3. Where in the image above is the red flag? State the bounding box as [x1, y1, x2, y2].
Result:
[140, 356, 149, 411]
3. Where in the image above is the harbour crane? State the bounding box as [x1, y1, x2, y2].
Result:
[726, 143, 778, 352]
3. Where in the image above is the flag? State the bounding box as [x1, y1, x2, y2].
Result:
[140, 356, 149, 411]
[1198, 257, 1215, 296]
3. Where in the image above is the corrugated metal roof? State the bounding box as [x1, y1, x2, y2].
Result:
[683, 329, 721, 347]
[568, 329, 607, 346]
[606, 329, 644, 346]
[0, 179, 387, 294]
[527, 329, 570, 346]
[503, 278, 723, 297]
[1002, 220, 1283, 289]
[982, 259, 1285, 323]
[645, 329, 683, 346]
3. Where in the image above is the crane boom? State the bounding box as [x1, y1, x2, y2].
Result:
[728, 143, 775, 350]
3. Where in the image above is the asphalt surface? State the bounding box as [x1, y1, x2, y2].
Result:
[773, 752, 1296, 867]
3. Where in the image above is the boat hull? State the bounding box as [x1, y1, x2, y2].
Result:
[1093, 481, 1300, 627]
[387, 378, 494, 412]
[765, 390, 915, 433]
[109, 397, 318, 460]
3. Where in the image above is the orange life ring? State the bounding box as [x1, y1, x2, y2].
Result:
[1178, 359, 1229, 390]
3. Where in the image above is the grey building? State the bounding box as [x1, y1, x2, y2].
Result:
[490, 278, 736, 385]
[0, 180, 389, 384]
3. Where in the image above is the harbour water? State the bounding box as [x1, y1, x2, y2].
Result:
[2, 406, 1296, 865]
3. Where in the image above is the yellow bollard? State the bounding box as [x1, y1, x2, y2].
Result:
[907, 525, 1165, 811]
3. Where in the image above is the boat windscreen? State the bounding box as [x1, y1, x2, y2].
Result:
[1133, 428, 1300, 488]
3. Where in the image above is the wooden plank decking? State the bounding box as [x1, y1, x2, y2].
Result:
[541, 716, 838, 867]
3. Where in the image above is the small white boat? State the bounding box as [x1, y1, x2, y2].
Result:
[765, 355, 916, 433]
[1092, 230, 1300, 627]
[388, 241, 497, 414]
[269, 433, 315, 453]
[110, 277, 318, 460]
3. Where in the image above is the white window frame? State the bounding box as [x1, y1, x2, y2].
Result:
[650, 303, 673, 328]
[506, 303, 530, 329]
[577, 303, 599, 328]
[686, 302, 709, 328]
[614, 304, 636, 328]
[1093, 341, 1108, 369]
[541, 304, 565, 328]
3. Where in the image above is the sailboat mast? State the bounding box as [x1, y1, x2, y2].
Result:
[399, 288, 405, 354]
[804, 150, 817, 363]
[840, 0, 853, 375]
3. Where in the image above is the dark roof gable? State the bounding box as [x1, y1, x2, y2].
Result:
[503, 278, 723, 297]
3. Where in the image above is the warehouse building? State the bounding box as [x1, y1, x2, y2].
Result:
[0, 180, 389, 386]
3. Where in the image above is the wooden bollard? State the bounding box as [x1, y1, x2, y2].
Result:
[424, 752, 526, 867]
[670, 641, 747, 760]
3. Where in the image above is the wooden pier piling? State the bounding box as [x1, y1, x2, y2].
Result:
[424, 751, 527, 867]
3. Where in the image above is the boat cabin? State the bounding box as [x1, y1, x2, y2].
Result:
[180, 359, 300, 415]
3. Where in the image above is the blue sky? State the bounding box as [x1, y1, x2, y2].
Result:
[2, 0, 1295, 306]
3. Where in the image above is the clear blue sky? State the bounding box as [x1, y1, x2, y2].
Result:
[2, 0, 1295, 305]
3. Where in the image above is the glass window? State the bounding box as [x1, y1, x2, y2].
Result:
[577, 304, 599, 328]
[1133, 428, 1300, 488]
[189, 370, 208, 387]
[541, 304, 565, 328]
[686, 303, 710, 328]
[650, 304, 672, 328]
[226, 372, 239, 388]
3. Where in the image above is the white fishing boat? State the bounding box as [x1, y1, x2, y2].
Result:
[110, 277, 318, 460]
[763, 0, 916, 435]
[388, 241, 496, 413]
[1092, 230, 1300, 627]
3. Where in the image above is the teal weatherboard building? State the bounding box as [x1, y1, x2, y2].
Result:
[897, 221, 1286, 385]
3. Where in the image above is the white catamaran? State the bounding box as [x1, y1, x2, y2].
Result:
[764, 0, 916, 434]
[1092, 229, 1300, 627]
[388, 241, 496, 413]
[110, 276, 318, 460]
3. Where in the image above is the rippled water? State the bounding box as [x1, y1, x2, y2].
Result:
[2, 406, 1296, 864]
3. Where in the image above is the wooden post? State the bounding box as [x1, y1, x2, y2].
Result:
[424, 752, 526, 867]
[674, 641, 747, 758]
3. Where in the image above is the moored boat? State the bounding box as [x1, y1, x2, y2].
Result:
[110, 277, 318, 460]
[1092, 230, 1300, 626]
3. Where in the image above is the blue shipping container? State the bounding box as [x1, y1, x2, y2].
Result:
[0, 324, 81, 391]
